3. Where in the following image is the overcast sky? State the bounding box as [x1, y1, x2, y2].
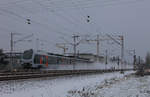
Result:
[0, 0, 150, 58]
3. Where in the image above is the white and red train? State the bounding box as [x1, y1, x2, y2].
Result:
[22, 49, 91, 69]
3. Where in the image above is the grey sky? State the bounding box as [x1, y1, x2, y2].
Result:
[0, 0, 150, 58]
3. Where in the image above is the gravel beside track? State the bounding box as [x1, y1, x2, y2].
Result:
[0, 69, 133, 81]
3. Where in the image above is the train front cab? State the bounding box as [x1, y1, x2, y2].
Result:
[22, 49, 34, 69]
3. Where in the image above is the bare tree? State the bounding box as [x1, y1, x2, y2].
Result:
[146, 52, 150, 67]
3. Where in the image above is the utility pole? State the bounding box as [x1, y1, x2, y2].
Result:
[86, 34, 101, 62]
[106, 35, 124, 66]
[117, 56, 120, 69]
[72, 34, 80, 70]
[105, 50, 108, 69]
[36, 38, 39, 51]
[96, 35, 100, 62]
[120, 36, 124, 68]
[72, 34, 80, 57]
[11, 32, 13, 53]
[106, 34, 124, 70]
[133, 50, 136, 69]
[10, 32, 13, 71]
[60, 34, 82, 70]
[138, 56, 141, 65]
[10, 33, 33, 71]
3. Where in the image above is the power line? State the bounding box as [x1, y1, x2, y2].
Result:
[0, 7, 71, 38]
[32, 0, 118, 10]
[0, 6, 71, 37]
[0, 0, 31, 8]
[32, 0, 91, 34]
[40, 0, 103, 32]
[0, 8, 73, 53]
[29, 0, 85, 37]
[1, 0, 147, 13]
[1, 0, 146, 34]
[34, 0, 148, 10]
[30, 0, 74, 33]
[64, 1, 97, 34]
[72, 3, 103, 34]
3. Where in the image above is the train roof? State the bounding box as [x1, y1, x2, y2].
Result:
[24, 49, 90, 61]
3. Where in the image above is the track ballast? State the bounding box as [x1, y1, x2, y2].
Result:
[0, 69, 133, 81]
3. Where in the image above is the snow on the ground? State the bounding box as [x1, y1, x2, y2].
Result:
[0, 71, 134, 97]
[94, 75, 150, 97]
[68, 72, 150, 97]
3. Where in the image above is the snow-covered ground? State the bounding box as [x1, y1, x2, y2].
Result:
[0, 71, 134, 97]
[68, 73, 150, 97]
[93, 75, 150, 97]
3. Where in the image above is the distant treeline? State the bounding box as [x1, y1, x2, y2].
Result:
[145, 52, 150, 68]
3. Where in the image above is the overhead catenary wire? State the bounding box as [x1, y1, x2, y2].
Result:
[1, 0, 147, 12]
[0, 0, 146, 31]
[32, 1, 83, 35]
[57, 11, 92, 34]
[72, 2, 103, 34]
[61, 0, 96, 34]
[31, 0, 123, 10]
[0, 7, 71, 38]
[28, 0, 146, 35]
[0, 8, 74, 53]
[32, 0, 104, 35]
[0, 0, 123, 8]
[31, 0, 148, 11]
[31, 0, 92, 35]
[0, 0, 148, 55]
[0, 1, 77, 53]
[0, 2, 72, 37]
[8, 0, 84, 38]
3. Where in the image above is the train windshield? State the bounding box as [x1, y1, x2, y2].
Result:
[23, 49, 33, 59]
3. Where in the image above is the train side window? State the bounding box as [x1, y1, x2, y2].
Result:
[48, 56, 57, 64]
[53, 57, 57, 64]
[70, 59, 72, 64]
[34, 54, 40, 64]
[48, 56, 53, 64]
[57, 57, 59, 64]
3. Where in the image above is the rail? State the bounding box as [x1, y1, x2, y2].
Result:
[0, 69, 133, 81]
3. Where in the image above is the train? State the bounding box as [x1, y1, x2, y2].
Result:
[22, 49, 92, 69]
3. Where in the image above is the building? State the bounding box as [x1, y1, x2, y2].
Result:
[4, 52, 23, 69]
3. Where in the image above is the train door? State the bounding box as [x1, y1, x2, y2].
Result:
[40, 55, 46, 65]
[45, 56, 48, 67]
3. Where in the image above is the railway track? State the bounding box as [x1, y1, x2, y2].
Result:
[0, 69, 133, 81]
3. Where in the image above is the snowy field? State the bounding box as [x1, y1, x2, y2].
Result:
[68, 73, 150, 97]
[0, 71, 134, 97]
[93, 75, 150, 97]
